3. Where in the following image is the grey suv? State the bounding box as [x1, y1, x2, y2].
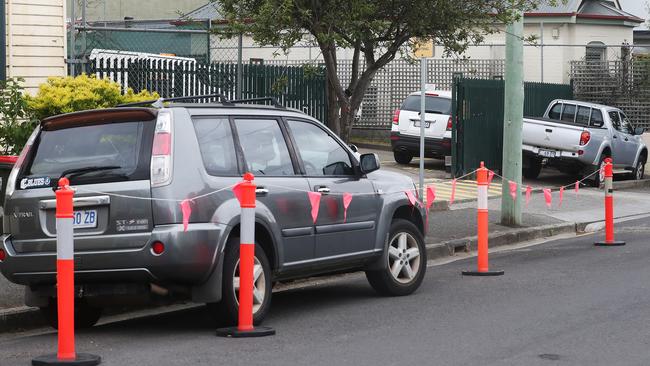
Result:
[0, 100, 427, 327]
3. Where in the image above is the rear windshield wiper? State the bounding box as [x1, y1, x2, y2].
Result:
[60, 166, 122, 180]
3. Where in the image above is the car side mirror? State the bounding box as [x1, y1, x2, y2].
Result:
[348, 144, 359, 153]
[634, 127, 646, 136]
[359, 153, 380, 174]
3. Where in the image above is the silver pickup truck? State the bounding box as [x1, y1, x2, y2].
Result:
[522, 99, 647, 185]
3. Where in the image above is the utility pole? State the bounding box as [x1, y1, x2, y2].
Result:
[501, 11, 524, 226]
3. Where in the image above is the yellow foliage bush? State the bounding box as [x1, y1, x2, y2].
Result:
[25, 74, 159, 120]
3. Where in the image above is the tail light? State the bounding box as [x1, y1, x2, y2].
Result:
[392, 109, 400, 125]
[151, 241, 165, 255]
[0, 248, 5, 262]
[150, 110, 173, 187]
[579, 131, 591, 146]
[5, 127, 39, 199]
[446, 116, 453, 131]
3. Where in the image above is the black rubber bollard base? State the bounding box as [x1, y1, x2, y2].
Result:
[462, 270, 505, 276]
[32, 353, 101, 366]
[594, 241, 626, 246]
[216, 326, 275, 338]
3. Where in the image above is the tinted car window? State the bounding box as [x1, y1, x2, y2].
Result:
[590, 109, 604, 127]
[619, 112, 634, 134]
[25, 121, 153, 186]
[561, 104, 576, 123]
[401, 95, 451, 114]
[548, 103, 562, 120]
[575, 106, 590, 126]
[287, 120, 354, 176]
[609, 111, 621, 131]
[235, 119, 295, 176]
[192, 117, 238, 176]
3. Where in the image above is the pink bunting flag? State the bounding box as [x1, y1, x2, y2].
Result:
[307, 191, 321, 224]
[232, 182, 244, 204]
[425, 185, 436, 232]
[180, 199, 192, 232]
[405, 190, 417, 207]
[450, 179, 457, 205]
[487, 170, 495, 186]
[525, 185, 532, 207]
[508, 180, 517, 201]
[558, 186, 564, 207]
[342, 193, 353, 223]
[574, 181, 580, 197]
[543, 188, 552, 208]
[426, 185, 436, 211]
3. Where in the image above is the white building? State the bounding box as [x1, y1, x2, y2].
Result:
[432, 0, 643, 83]
[4, 0, 67, 93]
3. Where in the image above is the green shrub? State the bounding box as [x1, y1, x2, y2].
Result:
[25, 74, 159, 121]
[0, 78, 38, 155]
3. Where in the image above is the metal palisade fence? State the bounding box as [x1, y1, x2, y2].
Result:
[570, 57, 650, 129]
[267, 58, 505, 130]
[88, 52, 327, 122]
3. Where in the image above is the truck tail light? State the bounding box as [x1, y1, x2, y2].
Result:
[579, 131, 591, 146]
[446, 116, 453, 131]
[151, 110, 173, 187]
[392, 109, 400, 125]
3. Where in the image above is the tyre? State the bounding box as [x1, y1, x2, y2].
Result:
[591, 154, 609, 187]
[209, 240, 272, 327]
[393, 151, 413, 165]
[366, 219, 426, 296]
[632, 154, 646, 181]
[523, 157, 542, 179]
[40, 298, 102, 329]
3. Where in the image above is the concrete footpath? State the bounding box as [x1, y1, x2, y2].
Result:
[1, 181, 649, 332]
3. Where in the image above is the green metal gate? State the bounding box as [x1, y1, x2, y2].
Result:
[451, 78, 573, 177]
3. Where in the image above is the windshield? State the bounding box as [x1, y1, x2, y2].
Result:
[22, 121, 154, 187]
[401, 95, 452, 114]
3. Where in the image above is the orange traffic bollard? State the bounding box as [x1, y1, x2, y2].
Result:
[217, 173, 275, 338]
[32, 178, 101, 366]
[462, 162, 504, 276]
[594, 158, 625, 246]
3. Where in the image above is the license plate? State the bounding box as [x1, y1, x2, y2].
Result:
[413, 121, 431, 128]
[538, 149, 556, 158]
[73, 209, 98, 229]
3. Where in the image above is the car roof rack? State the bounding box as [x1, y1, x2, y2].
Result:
[117, 93, 233, 108]
[229, 97, 285, 109]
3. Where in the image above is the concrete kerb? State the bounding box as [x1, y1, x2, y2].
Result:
[0, 306, 42, 333]
[425, 222, 578, 260]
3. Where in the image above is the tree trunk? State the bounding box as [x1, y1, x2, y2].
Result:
[325, 77, 341, 136]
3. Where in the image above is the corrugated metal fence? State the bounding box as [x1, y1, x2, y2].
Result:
[452, 78, 574, 176]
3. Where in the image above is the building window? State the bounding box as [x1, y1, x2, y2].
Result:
[586, 41, 607, 63]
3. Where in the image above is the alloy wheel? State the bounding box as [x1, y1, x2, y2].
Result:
[232, 256, 266, 313]
[387, 232, 421, 284]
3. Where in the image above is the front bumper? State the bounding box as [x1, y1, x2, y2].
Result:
[0, 222, 230, 287]
[390, 132, 451, 158]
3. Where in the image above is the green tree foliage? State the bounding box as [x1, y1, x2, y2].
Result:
[26, 74, 159, 121]
[0, 78, 38, 155]
[215, 0, 556, 140]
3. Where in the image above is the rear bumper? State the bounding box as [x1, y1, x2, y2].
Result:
[522, 145, 593, 168]
[390, 132, 451, 158]
[0, 222, 230, 287]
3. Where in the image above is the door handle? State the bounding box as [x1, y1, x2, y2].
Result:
[613, 135, 618, 139]
[545, 129, 552, 133]
[624, 137, 629, 142]
[316, 187, 331, 194]
[255, 187, 269, 196]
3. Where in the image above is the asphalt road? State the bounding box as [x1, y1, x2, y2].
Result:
[2, 216, 650, 365]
